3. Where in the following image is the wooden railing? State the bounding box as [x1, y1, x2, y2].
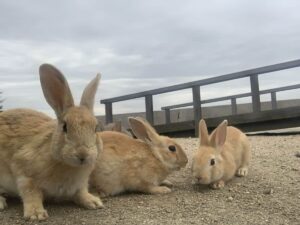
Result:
[101, 59, 300, 131]
[161, 83, 300, 124]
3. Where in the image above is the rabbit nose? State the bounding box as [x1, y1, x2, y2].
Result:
[79, 157, 85, 163]
[77, 154, 87, 164]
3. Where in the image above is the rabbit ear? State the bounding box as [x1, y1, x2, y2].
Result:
[80, 73, 101, 113]
[210, 120, 228, 149]
[128, 117, 159, 144]
[199, 119, 209, 146]
[111, 121, 122, 132]
[39, 64, 74, 120]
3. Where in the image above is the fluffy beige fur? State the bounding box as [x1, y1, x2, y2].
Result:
[0, 64, 103, 220]
[192, 119, 250, 189]
[90, 117, 188, 196]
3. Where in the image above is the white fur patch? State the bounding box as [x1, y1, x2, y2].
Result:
[0, 196, 7, 210]
[0, 172, 18, 196]
[42, 177, 83, 199]
[41, 169, 90, 199]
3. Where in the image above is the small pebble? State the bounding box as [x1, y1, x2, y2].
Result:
[228, 196, 234, 201]
[263, 188, 274, 195]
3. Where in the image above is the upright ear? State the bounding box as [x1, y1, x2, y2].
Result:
[210, 120, 228, 149]
[199, 119, 209, 146]
[39, 64, 74, 120]
[128, 117, 159, 144]
[80, 73, 101, 114]
[111, 121, 122, 132]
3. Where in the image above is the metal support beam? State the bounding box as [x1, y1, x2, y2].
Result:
[165, 109, 171, 124]
[250, 74, 261, 112]
[231, 98, 237, 115]
[271, 92, 277, 109]
[145, 95, 154, 125]
[105, 102, 113, 124]
[192, 86, 202, 136]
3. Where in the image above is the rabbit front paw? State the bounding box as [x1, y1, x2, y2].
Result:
[148, 186, 172, 194]
[160, 180, 174, 187]
[24, 207, 48, 221]
[236, 167, 248, 177]
[211, 180, 225, 189]
[78, 193, 104, 209]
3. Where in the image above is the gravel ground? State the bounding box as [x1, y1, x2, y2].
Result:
[1, 135, 300, 225]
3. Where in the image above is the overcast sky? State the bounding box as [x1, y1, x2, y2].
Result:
[1, 0, 300, 118]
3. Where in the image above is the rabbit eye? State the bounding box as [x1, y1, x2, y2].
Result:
[63, 122, 67, 133]
[168, 145, 176, 152]
[210, 159, 215, 166]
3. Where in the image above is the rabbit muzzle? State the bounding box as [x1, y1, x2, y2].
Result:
[62, 145, 98, 167]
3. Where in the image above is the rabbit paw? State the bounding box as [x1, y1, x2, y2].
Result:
[148, 186, 172, 194]
[24, 207, 48, 221]
[0, 196, 7, 210]
[79, 193, 104, 209]
[161, 180, 174, 187]
[91, 190, 110, 198]
[98, 192, 110, 198]
[211, 180, 225, 189]
[236, 167, 248, 177]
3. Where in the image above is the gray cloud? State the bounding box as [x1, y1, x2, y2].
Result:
[1, 0, 300, 117]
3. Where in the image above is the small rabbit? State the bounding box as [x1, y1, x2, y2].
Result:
[90, 117, 188, 196]
[192, 119, 250, 189]
[0, 64, 103, 220]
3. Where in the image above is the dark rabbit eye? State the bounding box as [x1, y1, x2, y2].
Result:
[210, 159, 215, 166]
[168, 145, 176, 152]
[63, 122, 67, 133]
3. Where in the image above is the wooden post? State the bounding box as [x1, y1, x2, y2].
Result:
[105, 102, 113, 124]
[192, 86, 202, 136]
[231, 98, 237, 115]
[165, 109, 171, 124]
[145, 95, 154, 125]
[271, 92, 277, 110]
[250, 74, 261, 112]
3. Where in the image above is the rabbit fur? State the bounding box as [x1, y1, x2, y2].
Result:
[0, 64, 103, 220]
[192, 119, 250, 189]
[90, 117, 188, 196]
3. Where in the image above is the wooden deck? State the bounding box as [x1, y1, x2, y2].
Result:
[154, 106, 300, 136]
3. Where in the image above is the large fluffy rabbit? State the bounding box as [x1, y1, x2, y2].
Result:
[90, 117, 188, 196]
[192, 119, 250, 189]
[0, 64, 103, 220]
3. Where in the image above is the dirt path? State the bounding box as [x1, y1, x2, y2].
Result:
[1, 135, 300, 225]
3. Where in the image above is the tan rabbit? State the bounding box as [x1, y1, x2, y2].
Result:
[192, 119, 250, 189]
[90, 117, 188, 196]
[0, 64, 103, 220]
